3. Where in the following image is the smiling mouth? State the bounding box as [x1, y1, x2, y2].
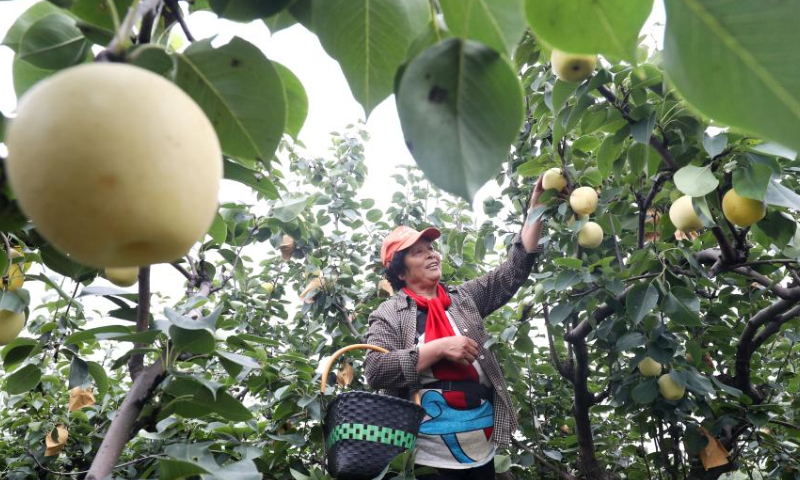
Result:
[426, 262, 440, 269]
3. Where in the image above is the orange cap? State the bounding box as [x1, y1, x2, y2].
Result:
[381, 226, 441, 267]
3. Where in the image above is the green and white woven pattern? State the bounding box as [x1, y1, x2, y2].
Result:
[326, 423, 416, 449]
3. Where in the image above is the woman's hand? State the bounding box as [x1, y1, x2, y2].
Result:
[521, 175, 546, 253]
[435, 336, 480, 365]
[417, 336, 480, 371]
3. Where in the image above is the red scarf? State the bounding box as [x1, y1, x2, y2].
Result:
[403, 284, 479, 382]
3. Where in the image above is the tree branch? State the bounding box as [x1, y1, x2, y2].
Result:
[128, 266, 151, 382]
[85, 360, 166, 480]
[638, 173, 673, 249]
[565, 286, 633, 343]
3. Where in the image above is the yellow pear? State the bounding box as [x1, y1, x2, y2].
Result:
[105, 267, 139, 287]
[262, 282, 275, 294]
[0, 310, 25, 345]
[542, 168, 567, 191]
[279, 235, 296, 261]
[1, 251, 25, 291]
[658, 373, 686, 400]
[551, 49, 597, 83]
[669, 195, 704, 232]
[569, 187, 598, 216]
[6, 63, 222, 268]
[722, 189, 766, 228]
[577, 221, 603, 248]
[44, 425, 68, 456]
[638, 357, 662, 377]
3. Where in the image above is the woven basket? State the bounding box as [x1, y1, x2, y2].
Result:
[320, 344, 426, 480]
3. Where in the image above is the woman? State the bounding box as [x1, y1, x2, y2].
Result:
[364, 177, 546, 479]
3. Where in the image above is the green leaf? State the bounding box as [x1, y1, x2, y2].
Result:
[87, 361, 109, 400]
[39, 244, 97, 281]
[216, 350, 260, 370]
[732, 163, 772, 201]
[494, 454, 512, 473]
[663, 0, 800, 155]
[273, 62, 308, 140]
[18, 13, 89, 70]
[366, 209, 383, 222]
[684, 369, 715, 396]
[5, 364, 41, 394]
[674, 165, 719, 197]
[617, 332, 647, 351]
[65, 326, 131, 345]
[209, 0, 291, 21]
[313, 0, 431, 116]
[525, 0, 653, 60]
[2, 1, 63, 52]
[753, 211, 796, 250]
[206, 213, 227, 245]
[70, 0, 132, 33]
[158, 459, 211, 480]
[12, 55, 57, 99]
[764, 178, 800, 210]
[550, 79, 578, 113]
[0, 290, 27, 314]
[223, 160, 279, 199]
[547, 304, 572, 326]
[397, 38, 524, 202]
[626, 283, 659, 324]
[1, 339, 40, 370]
[439, 0, 525, 56]
[631, 111, 656, 144]
[597, 134, 624, 178]
[702, 133, 728, 158]
[663, 287, 701, 327]
[271, 195, 312, 222]
[176, 37, 286, 164]
[632, 378, 659, 404]
[170, 327, 215, 354]
[68, 356, 90, 389]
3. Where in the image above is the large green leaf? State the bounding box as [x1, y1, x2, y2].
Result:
[524, 0, 653, 59]
[223, 160, 280, 199]
[312, 0, 431, 117]
[176, 37, 286, 165]
[438, 0, 525, 56]
[663, 0, 800, 154]
[732, 163, 772, 201]
[5, 364, 42, 394]
[2, 1, 63, 52]
[396, 38, 524, 202]
[273, 62, 308, 139]
[12, 55, 57, 99]
[674, 165, 719, 197]
[18, 13, 89, 70]
[663, 287, 701, 327]
[626, 283, 659, 324]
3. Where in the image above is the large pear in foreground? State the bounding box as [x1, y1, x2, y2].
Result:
[0, 310, 25, 345]
[6, 63, 222, 268]
[722, 189, 766, 228]
[658, 373, 686, 401]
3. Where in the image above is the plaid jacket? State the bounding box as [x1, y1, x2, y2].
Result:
[364, 237, 539, 448]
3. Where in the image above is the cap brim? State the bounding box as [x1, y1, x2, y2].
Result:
[396, 226, 441, 252]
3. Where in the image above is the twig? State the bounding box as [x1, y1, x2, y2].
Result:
[170, 261, 193, 281]
[209, 226, 258, 294]
[27, 449, 164, 476]
[164, 0, 196, 41]
[512, 439, 578, 480]
[332, 302, 362, 339]
[608, 219, 625, 267]
[1, 232, 13, 283]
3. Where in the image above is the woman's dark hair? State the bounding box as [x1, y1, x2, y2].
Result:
[385, 249, 408, 292]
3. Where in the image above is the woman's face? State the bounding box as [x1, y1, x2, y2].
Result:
[399, 238, 441, 288]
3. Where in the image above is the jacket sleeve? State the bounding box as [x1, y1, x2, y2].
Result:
[363, 307, 421, 392]
[458, 235, 540, 318]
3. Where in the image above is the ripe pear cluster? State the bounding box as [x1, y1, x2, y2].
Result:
[638, 356, 686, 401]
[541, 169, 603, 248]
[6, 63, 223, 269]
[669, 189, 766, 235]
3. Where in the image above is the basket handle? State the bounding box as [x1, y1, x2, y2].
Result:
[319, 343, 421, 405]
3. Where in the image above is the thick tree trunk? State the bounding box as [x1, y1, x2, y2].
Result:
[572, 339, 615, 480]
